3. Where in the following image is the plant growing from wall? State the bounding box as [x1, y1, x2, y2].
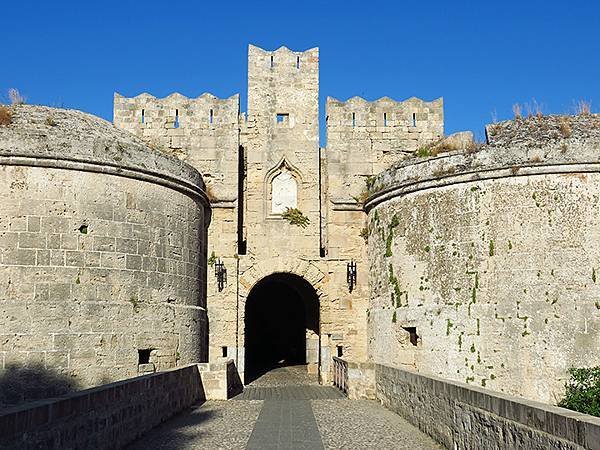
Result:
[359, 226, 369, 242]
[282, 207, 310, 228]
[558, 367, 600, 417]
[208, 251, 217, 267]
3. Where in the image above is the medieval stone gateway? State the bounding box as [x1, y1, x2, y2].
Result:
[1, 44, 599, 449]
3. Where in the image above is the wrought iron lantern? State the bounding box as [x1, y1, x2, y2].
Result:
[215, 259, 227, 292]
[347, 260, 357, 292]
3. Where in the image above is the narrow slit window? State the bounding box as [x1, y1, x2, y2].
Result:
[270, 55, 274, 68]
[402, 327, 419, 346]
[174, 109, 179, 128]
[209, 109, 214, 124]
[221, 346, 228, 357]
[412, 112, 417, 127]
[336, 345, 343, 357]
[141, 109, 145, 124]
[384, 112, 388, 127]
[296, 56, 300, 69]
[352, 112, 356, 127]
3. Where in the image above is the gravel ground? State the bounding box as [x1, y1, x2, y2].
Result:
[127, 400, 263, 450]
[312, 399, 443, 450]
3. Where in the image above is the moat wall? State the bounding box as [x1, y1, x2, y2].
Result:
[366, 115, 600, 403]
[0, 106, 210, 397]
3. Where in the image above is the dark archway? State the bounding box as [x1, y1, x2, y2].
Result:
[244, 273, 319, 384]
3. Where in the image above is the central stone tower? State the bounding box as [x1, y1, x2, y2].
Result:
[241, 45, 320, 257]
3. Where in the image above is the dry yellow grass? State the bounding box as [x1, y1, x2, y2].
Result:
[558, 118, 572, 138]
[0, 106, 12, 126]
[575, 100, 592, 115]
[512, 103, 522, 120]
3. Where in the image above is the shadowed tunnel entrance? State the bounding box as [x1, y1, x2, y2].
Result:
[244, 273, 319, 384]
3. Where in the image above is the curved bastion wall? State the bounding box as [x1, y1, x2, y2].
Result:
[365, 114, 600, 403]
[0, 105, 210, 391]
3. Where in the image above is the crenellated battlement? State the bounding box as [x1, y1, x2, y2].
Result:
[248, 44, 319, 75]
[114, 92, 239, 133]
[324, 95, 444, 206]
[326, 95, 443, 134]
[114, 91, 240, 202]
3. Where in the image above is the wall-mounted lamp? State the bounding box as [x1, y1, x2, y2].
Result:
[215, 259, 227, 292]
[347, 260, 357, 293]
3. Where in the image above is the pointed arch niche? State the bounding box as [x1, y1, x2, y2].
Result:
[265, 158, 303, 217]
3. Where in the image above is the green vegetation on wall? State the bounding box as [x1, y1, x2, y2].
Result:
[282, 207, 310, 228]
[558, 367, 600, 417]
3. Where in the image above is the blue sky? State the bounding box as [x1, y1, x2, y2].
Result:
[3, 0, 599, 143]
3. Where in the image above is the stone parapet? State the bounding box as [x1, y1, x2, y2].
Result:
[0, 365, 205, 450]
[376, 364, 600, 450]
[365, 129, 600, 212]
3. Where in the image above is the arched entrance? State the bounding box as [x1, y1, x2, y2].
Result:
[244, 273, 319, 384]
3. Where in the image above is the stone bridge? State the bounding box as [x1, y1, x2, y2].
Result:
[2, 362, 599, 449]
[129, 365, 440, 450]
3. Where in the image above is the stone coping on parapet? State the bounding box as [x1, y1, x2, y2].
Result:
[114, 91, 239, 103]
[365, 115, 600, 212]
[0, 105, 209, 207]
[326, 95, 443, 107]
[248, 43, 319, 54]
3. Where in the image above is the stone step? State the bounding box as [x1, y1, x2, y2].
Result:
[233, 385, 345, 401]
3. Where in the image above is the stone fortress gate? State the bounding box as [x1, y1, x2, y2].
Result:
[114, 44, 444, 383]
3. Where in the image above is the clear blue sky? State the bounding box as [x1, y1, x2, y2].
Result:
[3, 0, 599, 143]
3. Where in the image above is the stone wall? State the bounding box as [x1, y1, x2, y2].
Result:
[0, 106, 210, 393]
[376, 363, 600, 450]
[0, 364, 205, 450]
[113, 91, 241, 369]
[365, 115, 600, 403]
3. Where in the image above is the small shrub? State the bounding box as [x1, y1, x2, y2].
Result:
[359, 226, 369, 242]
[206, 184, 215, 202]
[282, 207, 310, 228]
[128, 295, 140, 313]
[208, 251, 217, 267]
[0, 106, 12, 126]
[353, 190, 370, 205]
[45, 116, 57, 127]
[557, 367, 600, 417]
[416, 146, 432, 158]
[8, 88, 26, 105]
[558, 119, 572, 138]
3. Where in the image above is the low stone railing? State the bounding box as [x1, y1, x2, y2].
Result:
[0, 364, 204, 450]
[376, 364, 600, 450]
[0, 360, 243, 449]
[332, 356, 348, 394]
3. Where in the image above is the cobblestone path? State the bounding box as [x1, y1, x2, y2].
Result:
[128, 366, 442, 449]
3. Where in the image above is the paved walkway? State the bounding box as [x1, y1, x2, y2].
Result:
[128, 365, 442, 449]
